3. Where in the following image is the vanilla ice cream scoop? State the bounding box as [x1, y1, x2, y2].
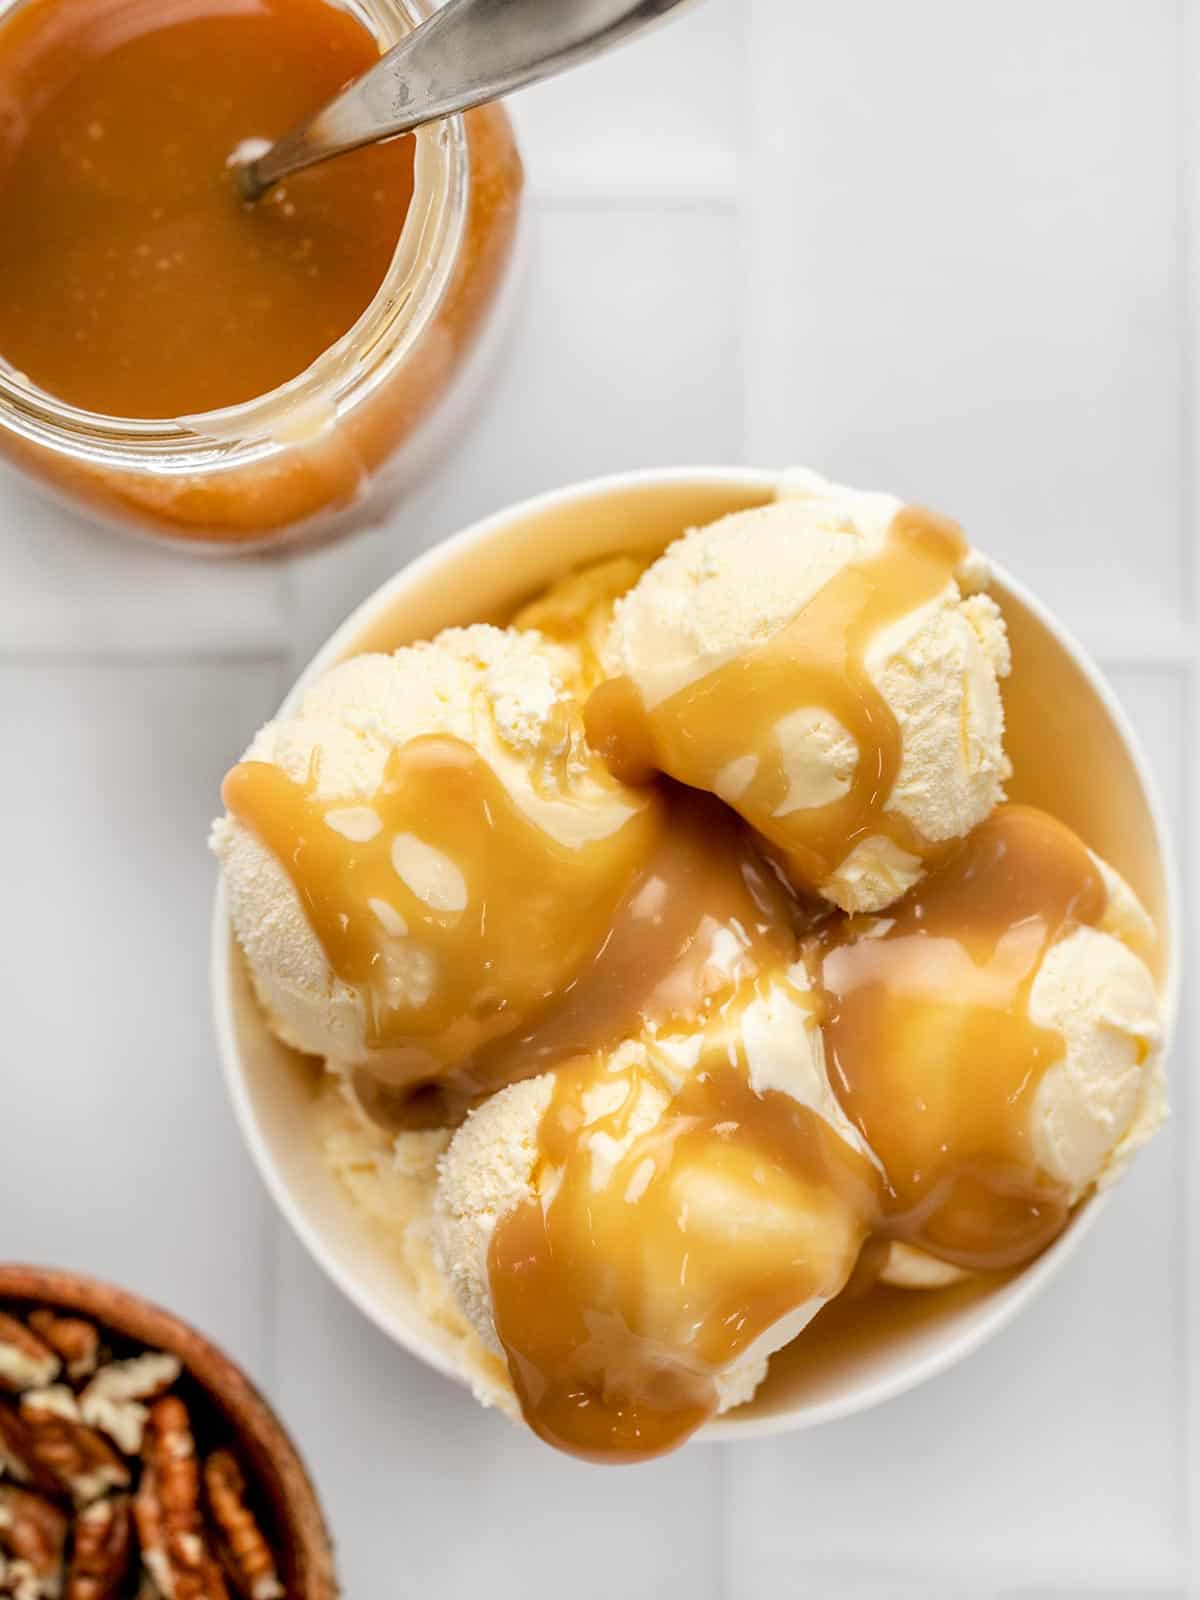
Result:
[434, 965, 879, 1451]
[878, 850, 1164, 1289]
[213, 624, 661, 1080]
[597, 469, 1012, 913]
[1028, 854, 1164, 1195]
[819, 807, 1164, 1276]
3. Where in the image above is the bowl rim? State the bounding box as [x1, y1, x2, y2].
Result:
[209, 463, 1182, 1444]
[0, 1262, 338, 1595]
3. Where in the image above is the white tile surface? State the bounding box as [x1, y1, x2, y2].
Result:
[1, 2, 1195, 1596]
[745, 0, 1186, 636]
[513, 0, 745, 199]
[0, 660, 284, 1374]
[0, 467, 289, 659]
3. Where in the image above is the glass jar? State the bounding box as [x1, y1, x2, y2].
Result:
[0, 0, 523, 553]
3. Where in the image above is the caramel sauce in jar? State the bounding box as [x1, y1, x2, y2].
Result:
[0, 1, 523, 546]
[0, 0, 416, 419]
[585, 509, 967, 890]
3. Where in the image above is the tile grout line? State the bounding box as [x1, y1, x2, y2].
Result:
[1180, 0, 1200, 1588]
[738, 0, 774, 473]
[255, 588, 302, 1400]
[529, 177, 741, 211]
[1180, 658, 1199, 1599]
[1182, 0, 1199, 637]
[0, 647, 288, 665]
[718, 1, 757, 1589]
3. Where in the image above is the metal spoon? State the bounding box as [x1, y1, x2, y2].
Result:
[235, 0, 696, 203]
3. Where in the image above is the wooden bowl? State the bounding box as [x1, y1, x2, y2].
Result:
[0, 1263, 338, 1599]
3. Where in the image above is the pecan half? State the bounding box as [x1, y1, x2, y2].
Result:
[167, 1533, 228, 1600]
[64, 1496, 132, 1600]
[203, 1454, 282, 1600]
[25, 1319, 98, 1388]
[0, 1323, 58, 1399]
[144, 1400, 198, 1548]
[0, 1556, 41, 1600]
[79, 1356, 181, 1457]
[18, 1392, 129, 1507]
[0, 1406, 56, 1499]
[0, 1485, 67, 1597]
[132, 1467, 173, 1600]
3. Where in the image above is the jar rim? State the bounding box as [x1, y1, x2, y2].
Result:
[0, 0, 469, 473]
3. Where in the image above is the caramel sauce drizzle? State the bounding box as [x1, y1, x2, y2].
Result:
[221, 518, 1146, 1466]
[345, 786, 804, 1129]
[489, 1045, 879, 1463]
[586, 509, 967, 890]
[513, 556, 651, 688]
[486, 804, 1114, 1461]
[818, 804, 1107, 1269]
[463, 788, 803, 1094]
[223, 736, 662, 1082]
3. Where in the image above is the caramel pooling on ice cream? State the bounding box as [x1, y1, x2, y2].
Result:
[484, 808, 1116, 1459]
[818, 805, 1107, 1269]
[223, 736, 661, 1076]
[587, 509, 968, 888]
[489, 1052, 878, 1462]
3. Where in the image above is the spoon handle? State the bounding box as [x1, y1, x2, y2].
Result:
[239, 0, 696, 200]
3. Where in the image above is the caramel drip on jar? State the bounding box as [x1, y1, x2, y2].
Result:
[817, 805, 1107, 1269]
[488, 1045, 879, 1463]
[222, 736, 662, 1080]
[586, 509, 967, 889]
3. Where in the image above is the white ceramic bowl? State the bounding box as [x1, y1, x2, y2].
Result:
[211, 467, 1180, 1442]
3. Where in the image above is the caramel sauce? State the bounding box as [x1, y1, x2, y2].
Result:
[221, 505, 1166, 1462]
[585, 509, 967, 891]
[489, 1049, 879, 1462]
[513, 556, 651, 689]
[222, 736, 662, 1083]
[463, 787, 803, 1095]
[480, 799, 1116, 1460]
[0, 100, 523, 544]
[0, 0, 415, 418]
[340, 785, 804, 1131]
[818, 805, 1107, 1269]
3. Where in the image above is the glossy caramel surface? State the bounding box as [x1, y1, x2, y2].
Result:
[0, 0, 415, 417]
[585, 509, 967, 889]
[223, 735, 661, 1083]
[816, 805, 1107, 1270]
[490, 1046, 878, 1461]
